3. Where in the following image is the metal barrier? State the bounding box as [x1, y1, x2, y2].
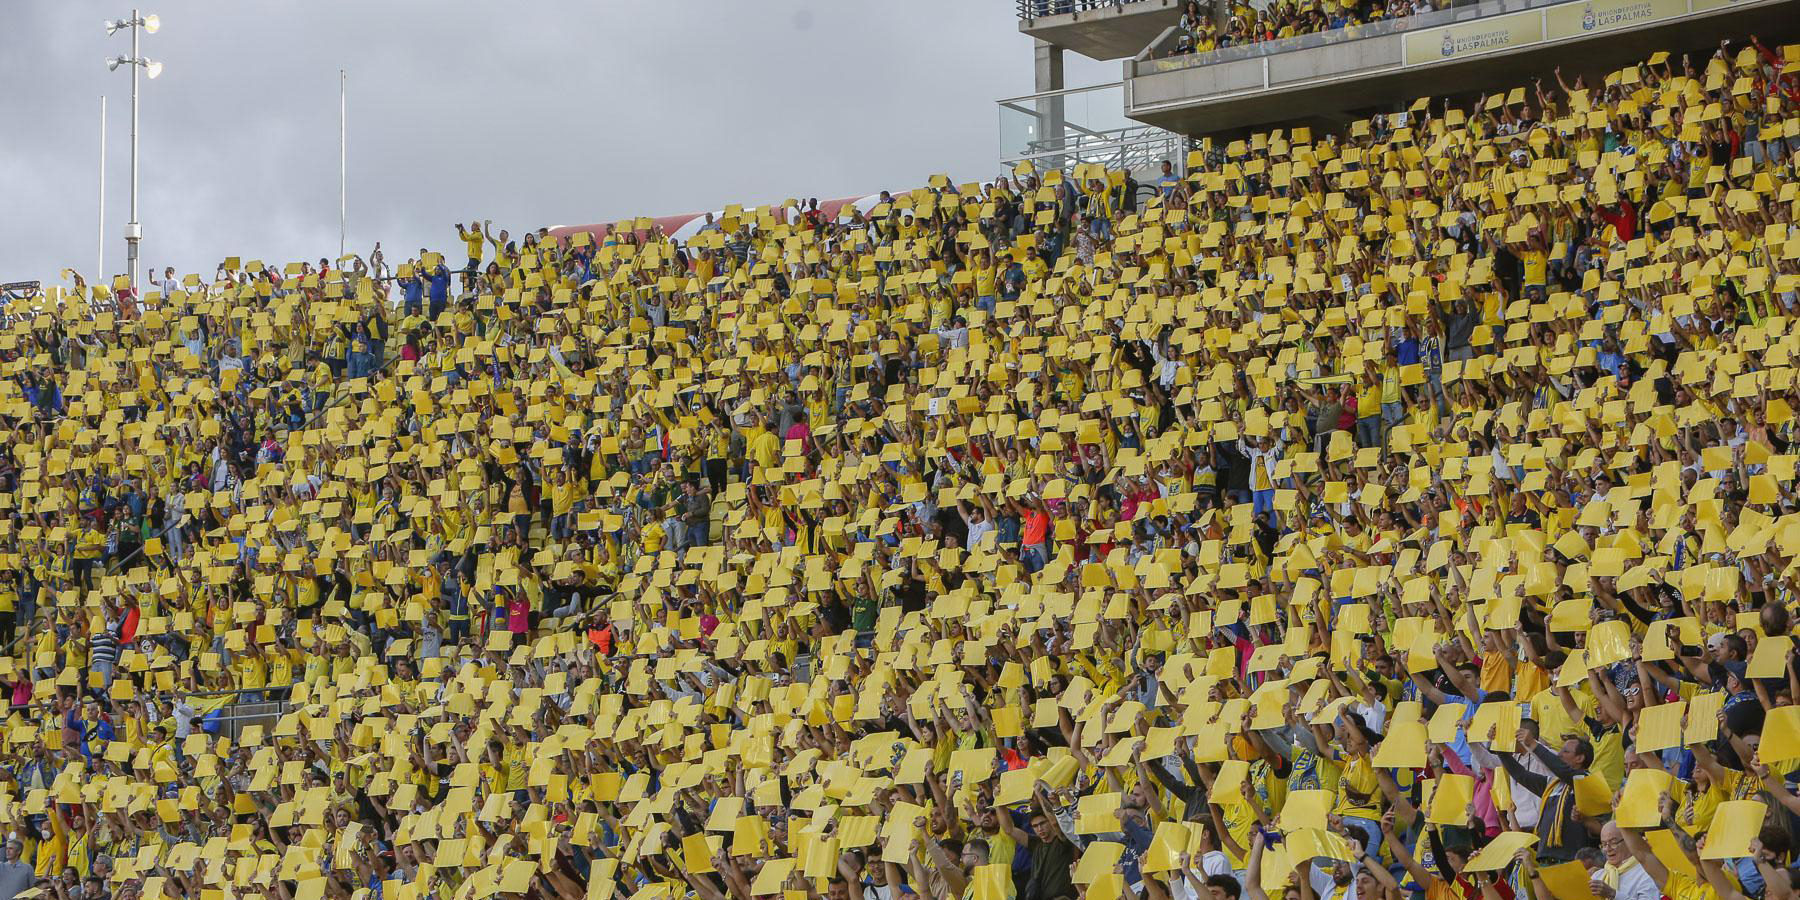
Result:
[1016, 0, 1152, 20]
[210, 699, 293, 739]
[1009, 124, 1189, 172]
[997, 81, 1188, 174]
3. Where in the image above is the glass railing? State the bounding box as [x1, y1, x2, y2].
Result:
[997, 83, 1141, 161]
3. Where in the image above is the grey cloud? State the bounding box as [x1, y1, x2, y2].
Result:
[0, 1, 1114, 285]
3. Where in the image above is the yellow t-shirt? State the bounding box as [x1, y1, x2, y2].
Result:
[750, 428, 783, 472]
[1677, 778, 1724, 835]
[267, 650, 297, 687]
[1479, 290, 1503, 333]
[232, 652, 268, 691]
[33, 828, 65, 877]
[1479, 652, 1514, 695]
[65, 830, 89, 880]
[552, 481, 578, 516]
[75, 527, 105, 560]
[503, 743, 529, 792]
[1520, 248, 1548, 286]
[1664, 872, 1718, 900]
[1219, 800, 1257, 868]
[1357, 388, 1382, 418]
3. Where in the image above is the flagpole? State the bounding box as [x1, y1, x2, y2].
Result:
[339, 69, 346, 261]
[98, 95, 107, 284]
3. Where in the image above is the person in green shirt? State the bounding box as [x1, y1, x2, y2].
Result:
[849, 590, 881, 634]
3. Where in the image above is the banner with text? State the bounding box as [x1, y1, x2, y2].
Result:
[1404, 10, 1543, 65]
[1545, 0, 1689, 39]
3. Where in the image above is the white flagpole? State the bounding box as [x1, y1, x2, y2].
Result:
[339, 69, 346, 261]
[99, 95, 107, 284]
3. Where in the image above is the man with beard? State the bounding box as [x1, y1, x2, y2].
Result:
[996, 796, 1075, 900]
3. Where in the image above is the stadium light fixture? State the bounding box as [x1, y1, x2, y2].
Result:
[104, 9, 158, 292]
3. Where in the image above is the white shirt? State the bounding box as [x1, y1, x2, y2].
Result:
[172, 701, 197, 739]
[1351, 700, 1388, 735]
[1198, 850, 1232, 878]
[1597, 860, 1658, 900]
[1309, 865, 1359, 900]
[965, 517, 995, 550]
[1506, 744, 1550, 828]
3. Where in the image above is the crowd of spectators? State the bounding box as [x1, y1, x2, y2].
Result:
[1165, 0, 1434, 59]
[0, 33, 1798, 900]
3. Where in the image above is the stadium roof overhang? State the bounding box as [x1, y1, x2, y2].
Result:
[1018, 0, 1183, 61]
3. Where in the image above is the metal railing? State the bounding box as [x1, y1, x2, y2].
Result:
[1016, 0, 1155, 20]
[1011, 124, 1189, 172]
[998, 81, 1187, 174]
[211, 698, 293, 739]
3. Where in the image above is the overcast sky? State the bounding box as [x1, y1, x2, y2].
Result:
[0, 2, 1119, 286]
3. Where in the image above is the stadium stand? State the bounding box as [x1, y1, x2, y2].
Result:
[4, 31, 1800, 900]
[1161, 0, 1428, 57]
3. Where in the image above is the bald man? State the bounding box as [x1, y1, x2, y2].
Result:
[1592, 822, 1657, 900]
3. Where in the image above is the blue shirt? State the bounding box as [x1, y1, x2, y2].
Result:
[1393, 337, 1421, 367]
[1433, 691, 1485, 767]
[1596, 348, 1626, 379]
[1735, 857, 1765, 898]
[427, 267, 450, 304]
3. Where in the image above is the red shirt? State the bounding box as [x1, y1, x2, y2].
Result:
[1596, 199, 1637, 242]
[505, 596, 530, 634]
[587, 624, 615, 655]
[784, 422, 813, 456]
[120, 606, 141, 644]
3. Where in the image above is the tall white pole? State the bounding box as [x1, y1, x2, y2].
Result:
[126, 7, 141, 293]
[339, 68, 346, 261]
[99, 95, 107, 286]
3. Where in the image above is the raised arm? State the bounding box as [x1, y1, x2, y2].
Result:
[1618, 818, 1671, 891]
[1244, 830, 1271, 900]
[1380, 810, 1435, 891]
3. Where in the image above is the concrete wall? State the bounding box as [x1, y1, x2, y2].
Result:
[1266, 34, 1404, 84]
[1134, 57, 1269, 106]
